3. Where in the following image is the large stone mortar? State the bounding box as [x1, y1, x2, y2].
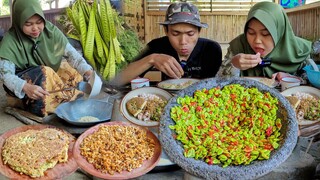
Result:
[159, 77, 298, 180]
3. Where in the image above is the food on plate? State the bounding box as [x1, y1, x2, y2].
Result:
[245, 77, 277, 87]
[78, 116, 100, 122]
[126, 97, 147, 117]
[159, 80, 196, 89]
[80, 125, 155, 175]
[286, 92, 320, 121]
[285, 96, 300, 110]
[259, 78, 276, 87]
[1, 128, 70, 178]
[170, 84, 282, 167]
[126, 94, 167, 121]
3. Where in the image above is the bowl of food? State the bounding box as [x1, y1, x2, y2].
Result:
[303, 65, 320, 88]
[120, 87, 173, 127]
[73, 121, 162, 179]
[281, 86, 320, 126]
[55, 99, 112, 126]
[159, 77, 298, 180]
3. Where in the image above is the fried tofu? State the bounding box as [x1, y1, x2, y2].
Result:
[285, 96, 301, 110]
[126, 97, 147, 117]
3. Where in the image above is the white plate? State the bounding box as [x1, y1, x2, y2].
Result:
[244, 77, 279, 88]
[281, 86, 320, 97]
[120, 87, 173, 127]
[281, 86, 320, 125]
[157, 78, 200, 91]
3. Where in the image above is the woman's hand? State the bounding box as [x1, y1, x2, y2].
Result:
[272, 72, 302, 82]
[23, 83, 49, 100]
[231, 53, 262, 70]
[150, 54, 184, 79]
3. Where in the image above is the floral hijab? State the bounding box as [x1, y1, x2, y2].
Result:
[0, 0, 68, 72]
[229, 1, 311, 77]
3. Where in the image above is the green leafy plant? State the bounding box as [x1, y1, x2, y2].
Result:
[64, 0, 142, 80]
[118, 28, 143, 63]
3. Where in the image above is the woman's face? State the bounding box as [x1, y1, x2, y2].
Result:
[22, 14, 44, 39]
[246, 18, 274, 57]
[165, 23, 200, 60]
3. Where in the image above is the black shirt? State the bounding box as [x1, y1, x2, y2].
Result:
[135, 36, 222, 80]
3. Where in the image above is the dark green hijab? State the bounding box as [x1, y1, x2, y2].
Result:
[0, 0, 68, 71]
[229, 1, 311, 78]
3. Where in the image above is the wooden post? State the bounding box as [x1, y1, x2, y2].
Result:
[9, 0, 13, 24]
[55, 0, 59, 8]
[143, 0, 147, 43]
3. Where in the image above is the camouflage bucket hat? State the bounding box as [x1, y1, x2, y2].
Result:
[159, 2, 208, 28]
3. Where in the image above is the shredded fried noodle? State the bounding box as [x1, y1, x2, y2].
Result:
[80, 125, 155, 175]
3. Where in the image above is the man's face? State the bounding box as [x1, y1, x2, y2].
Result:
[246, 19, 274, 58]
[22, 14, 44, 39]
[165, 23, 200, 60]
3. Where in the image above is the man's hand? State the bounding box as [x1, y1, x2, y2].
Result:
[151, 54, 184, 79]
[23, 83, 49, 100]
[231, 53, 262, 70]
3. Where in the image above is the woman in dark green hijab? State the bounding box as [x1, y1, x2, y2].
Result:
[0, 0, 93, 117]
[217, 1, 312, 79]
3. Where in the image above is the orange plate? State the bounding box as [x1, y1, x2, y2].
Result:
[73, 121, 162, 179]
[0, 125, 78, 180]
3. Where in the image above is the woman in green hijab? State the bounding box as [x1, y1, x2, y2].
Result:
[0, 0, 93, 117]
[217, 1, 312, 80]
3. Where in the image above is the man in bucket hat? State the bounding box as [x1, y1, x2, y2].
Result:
[111, 2, 222, 86]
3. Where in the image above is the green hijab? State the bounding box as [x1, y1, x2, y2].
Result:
[0, 0, 68, 72]
[229, 1, 311, 78]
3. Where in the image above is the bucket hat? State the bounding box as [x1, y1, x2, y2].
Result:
[159, 2, 208, 28]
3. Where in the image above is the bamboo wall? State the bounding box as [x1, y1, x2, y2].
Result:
[121, 1, 320, 44]
[286, 1, 320, 42]
[0, 15, 10, 33]
[126, 1, 253, 44]
[144, 12, 248, 44]
[0, 1, 319, 44]
[0, 8, 65, 34]
[122, 0, 145, 42]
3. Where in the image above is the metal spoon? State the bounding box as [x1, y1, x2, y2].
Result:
[48, 81, 91, 94]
